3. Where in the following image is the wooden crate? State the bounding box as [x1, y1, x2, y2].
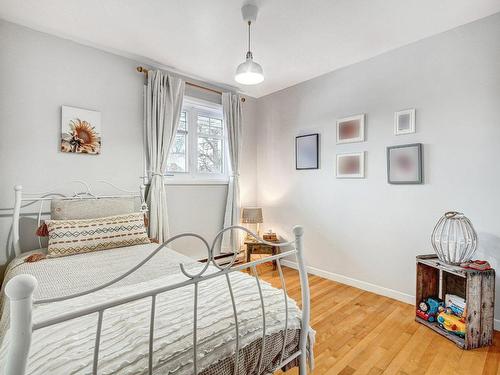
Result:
[416, 254, 495, 349]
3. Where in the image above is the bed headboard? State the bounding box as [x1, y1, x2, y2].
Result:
[12, 181, 147, 257]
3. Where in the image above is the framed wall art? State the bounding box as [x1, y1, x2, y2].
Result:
[387, 143, 423, 184]
[336, 114, 365, 144]
[336, 152, 365, 178]
[394, 109, 415, 135]
[61, 105, 101, 155]
[296, 133, 319, 170]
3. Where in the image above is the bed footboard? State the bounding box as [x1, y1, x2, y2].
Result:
[5, 223, 311, 375]
[294, 226, 310, 375]
[4, 275, 37, 375]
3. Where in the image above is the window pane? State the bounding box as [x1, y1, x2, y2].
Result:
[178, 111, 187, 131]
[210, 118, 223, 136]
[197, 116, 210, 135]
[167, 133, 187, 172]
[198, 115, 223, 136]
[167, 154, 186, 172]
[197, 136, 223, 173]
[172, 133, 186, 153]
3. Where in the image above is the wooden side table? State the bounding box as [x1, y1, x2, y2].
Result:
[416, 254, 495, 349]
[245, 240, 280, 270]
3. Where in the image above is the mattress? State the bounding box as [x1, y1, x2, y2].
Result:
[0, 244, 306, 374]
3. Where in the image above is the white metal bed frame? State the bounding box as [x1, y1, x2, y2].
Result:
[5, 183, 311, 375]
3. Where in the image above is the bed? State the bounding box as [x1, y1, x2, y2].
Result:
[0, 183, 312, 375]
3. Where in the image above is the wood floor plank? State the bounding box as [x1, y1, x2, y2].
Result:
[265, 263, 500, 374]
[383, 325, 436, 374]
[482, 343, 500, 374]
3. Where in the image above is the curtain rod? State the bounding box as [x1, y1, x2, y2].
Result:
[136, 66, 245, 102]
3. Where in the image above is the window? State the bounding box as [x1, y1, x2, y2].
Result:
[166, 97, 226, 181]
[167, 111, 188, 172]
[197, 115, 224, 173]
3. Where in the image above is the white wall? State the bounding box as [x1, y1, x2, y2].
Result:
[0, 20, 258, 275]
[255, 13, 500, 316]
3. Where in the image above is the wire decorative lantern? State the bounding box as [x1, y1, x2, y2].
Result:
[431, 211, 478, 265]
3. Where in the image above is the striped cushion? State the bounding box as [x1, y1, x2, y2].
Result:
[46, 213, 150, 258]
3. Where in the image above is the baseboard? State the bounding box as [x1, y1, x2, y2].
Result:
[281, 260, 414, 304]
[281, 260, 500, 331]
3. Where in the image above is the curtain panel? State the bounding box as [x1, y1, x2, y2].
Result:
[145, 70, 185, 243]
[221, 92, 243, 253]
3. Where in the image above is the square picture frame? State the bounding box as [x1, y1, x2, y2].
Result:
[336, 152, 365, 178]
[336, 114, 365, 144]
[387, 143, 423, 184]
[295, 133, 319, 170]
[394, 109, 415, 135]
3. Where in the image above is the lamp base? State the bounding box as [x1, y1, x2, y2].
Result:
[244, 223, 260, 242]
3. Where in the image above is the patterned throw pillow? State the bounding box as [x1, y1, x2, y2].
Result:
[46, 213, 150, 258]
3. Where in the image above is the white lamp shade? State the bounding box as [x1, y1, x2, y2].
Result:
[235, 58, 264, 85]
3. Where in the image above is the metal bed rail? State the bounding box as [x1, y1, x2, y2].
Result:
[5, 185, 311, 375]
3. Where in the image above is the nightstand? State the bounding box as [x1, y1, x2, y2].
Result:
[245, 239, 280, 270]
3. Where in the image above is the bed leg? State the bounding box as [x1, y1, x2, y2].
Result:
[5, 274, 37, 375]
[294, 226, 310, 375]
[299, 354, 307, 375]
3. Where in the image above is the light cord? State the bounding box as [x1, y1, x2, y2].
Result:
[247, 21, 251, 54]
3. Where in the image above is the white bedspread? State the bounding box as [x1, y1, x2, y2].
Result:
[0, 244, 302, 374]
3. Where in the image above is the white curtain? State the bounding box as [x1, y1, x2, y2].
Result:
[145, 70, 185, 243]
[221, 92, 243, 253]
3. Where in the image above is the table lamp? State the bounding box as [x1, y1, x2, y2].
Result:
[241, 207, 263, 241]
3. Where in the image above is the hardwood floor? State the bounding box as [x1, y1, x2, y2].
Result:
[254, 263, 500, 375]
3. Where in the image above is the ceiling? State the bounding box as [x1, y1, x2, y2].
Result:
[1, 0, 499, 98]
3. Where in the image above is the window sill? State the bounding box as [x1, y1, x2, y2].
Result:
[164, 179, 229, 186]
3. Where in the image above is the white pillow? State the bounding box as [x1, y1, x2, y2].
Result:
[51, 197, 139, 220]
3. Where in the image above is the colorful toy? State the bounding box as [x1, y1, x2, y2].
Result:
[437, 309, 466, 337]
[444, 294, 466, 317]
[416, 297, 443, 322]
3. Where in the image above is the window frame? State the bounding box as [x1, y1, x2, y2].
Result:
[166, 96, 228, 184]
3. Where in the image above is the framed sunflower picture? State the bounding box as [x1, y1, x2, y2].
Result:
[61, 105, 101, 155]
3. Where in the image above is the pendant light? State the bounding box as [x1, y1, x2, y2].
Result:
[235, 4, 264, 85]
